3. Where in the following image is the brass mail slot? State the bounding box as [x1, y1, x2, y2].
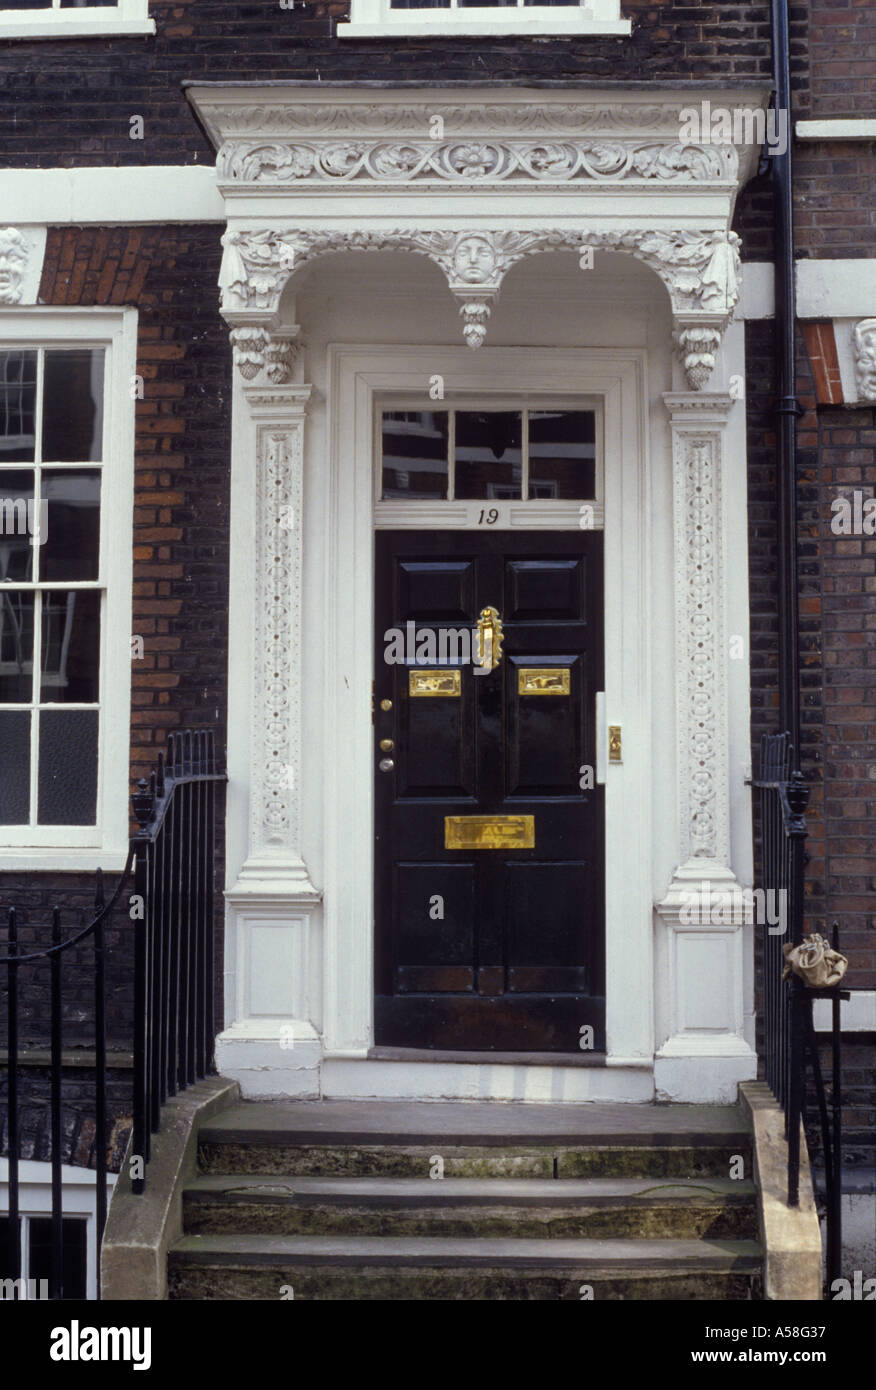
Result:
[445, 815, 535, 850]
[518, 667, 570, 696]
[409, 669, 461, 698]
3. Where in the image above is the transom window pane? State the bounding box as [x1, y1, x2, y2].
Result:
[0, 345, 104, 829]
[381, 411, 449, 499]
[528, 410, 596, 500]
[454, 411, 522, 500]
[380, 407, 597, 502]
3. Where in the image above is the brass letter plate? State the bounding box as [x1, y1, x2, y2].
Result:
[518, 667, 570, 696]
[409, 669, 461, 698]
[445, 815, 535, 850]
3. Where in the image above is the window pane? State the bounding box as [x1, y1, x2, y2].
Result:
[42, 350, 104, 463]
[28, 1217, 88, 1301]
[0, 352, 37, 463]
[454, 411, 522, 500]
[41, 470, 101, 581]
[40, 590, 100, 703]
[38, 709, 98, 825]
[0, 590, 34, 701]
[0, 710, 30, 824]
[382, 411, 449, 499]
[60, 1, 119, 8]
[0, 470, 36, 582]
[527, 410, 596, 500]
[1, 3, 53, 10]
[0, 1217, 21, 1281]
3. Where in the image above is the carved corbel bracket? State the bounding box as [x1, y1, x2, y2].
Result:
[672, 319, 727, 391]
[450, 289, 497, 350]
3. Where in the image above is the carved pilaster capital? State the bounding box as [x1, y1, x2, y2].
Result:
[228, 323, 300, 383]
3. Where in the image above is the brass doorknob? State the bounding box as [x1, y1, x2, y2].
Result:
[379, 739, 394, 752]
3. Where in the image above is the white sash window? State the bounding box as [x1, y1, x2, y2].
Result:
[339, 0, 629, 37]
[0, 0, 153, 40]
[0, 312, 135, 869]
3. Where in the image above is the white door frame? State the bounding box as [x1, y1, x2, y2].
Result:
[321, 345, 653, 1071]
[218, 328, 757, 1102]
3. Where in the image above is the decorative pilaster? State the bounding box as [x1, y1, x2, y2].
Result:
[220, 375, 321, 1089]
[230, 381, 318, 898]
[666, 391, 735, 873]
[655, 391, 756, 1093]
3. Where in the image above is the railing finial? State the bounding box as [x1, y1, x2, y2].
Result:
[131, 777, 155, 828]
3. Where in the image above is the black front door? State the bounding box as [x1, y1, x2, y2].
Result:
[374, 530, 605, 1052]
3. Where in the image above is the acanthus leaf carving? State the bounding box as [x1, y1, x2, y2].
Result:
[219, 225, 740, 376]
[217, 136, 737, 188]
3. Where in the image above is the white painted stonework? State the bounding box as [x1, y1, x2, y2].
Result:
[190, 85, 763, 1103]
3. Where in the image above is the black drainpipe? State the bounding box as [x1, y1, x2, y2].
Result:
[770, 0, 802, 763]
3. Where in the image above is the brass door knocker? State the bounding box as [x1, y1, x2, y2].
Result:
[474, 606, 504, 674]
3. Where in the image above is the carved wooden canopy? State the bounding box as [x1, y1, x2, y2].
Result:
[186, 85, 768, 388]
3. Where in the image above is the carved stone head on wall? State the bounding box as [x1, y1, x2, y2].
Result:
[853, 318, 876, 402]
[0, 228, 28, 305]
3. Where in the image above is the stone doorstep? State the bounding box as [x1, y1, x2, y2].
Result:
[197, 1098, 752, 1148]
[105, 1086, 765, 1299]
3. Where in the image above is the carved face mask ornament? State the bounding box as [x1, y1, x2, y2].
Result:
[782, 933, 848, 989]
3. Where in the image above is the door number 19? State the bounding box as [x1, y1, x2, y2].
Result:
[477, 508, 499, 525]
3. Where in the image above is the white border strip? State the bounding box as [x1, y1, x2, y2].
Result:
[796, 120, 876, 141]
[0, 167, 223, 224]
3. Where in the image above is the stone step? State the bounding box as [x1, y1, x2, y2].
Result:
[168, 1233, 763, 1301]
[182, 1174, 758, 1240]
[197, 1100, 751, 1179]
[198, 1099, 751, 1147]
[197, 1139, 750, 1180]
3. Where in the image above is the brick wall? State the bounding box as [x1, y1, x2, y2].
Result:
[37, 225, 231, 784]
[748, 317, 875, 1171]
[0, 1, 775, 173]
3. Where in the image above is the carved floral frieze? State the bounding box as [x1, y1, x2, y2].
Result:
[217, 138, 737, 187]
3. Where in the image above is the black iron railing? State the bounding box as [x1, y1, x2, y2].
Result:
[129, 731, 223, 1195]
[1, 730, 224, 1298]
[752, 730, 848, 1288]
[3, 864, 132, 1300]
